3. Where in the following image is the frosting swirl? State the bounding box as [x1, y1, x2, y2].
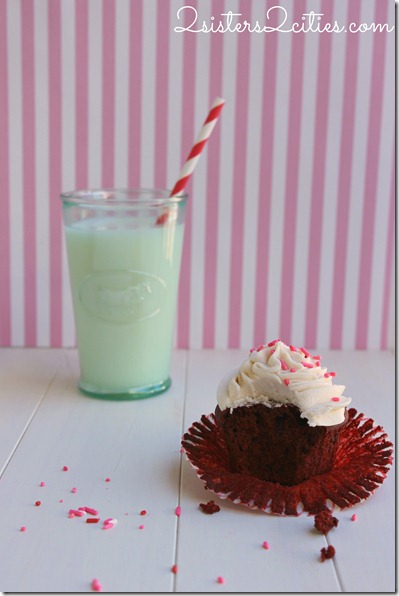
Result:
[217, 340, 351, 427]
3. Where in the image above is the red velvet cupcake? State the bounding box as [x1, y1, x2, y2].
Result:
[215, 340, 351, 486]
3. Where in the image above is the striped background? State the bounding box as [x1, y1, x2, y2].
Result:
[0, 0, 395, 350]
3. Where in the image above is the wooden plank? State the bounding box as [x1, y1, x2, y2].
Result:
[0, 348, 62, 473]
[177, 349, 341, 592]
[0, 349, 187, 593]
[317, 350, 395, 592]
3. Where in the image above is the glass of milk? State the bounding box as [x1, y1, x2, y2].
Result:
[60, 189, 187, 399]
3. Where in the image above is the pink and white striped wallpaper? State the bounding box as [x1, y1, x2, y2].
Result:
[0, 0, 395, 350]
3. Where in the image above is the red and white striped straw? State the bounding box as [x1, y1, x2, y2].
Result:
[170, 97, 225, 197]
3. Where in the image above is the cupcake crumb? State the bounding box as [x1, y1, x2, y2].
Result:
[314, 510, 339, 534]
[320, 545, 336, 562]
[199, 500, 220, 514]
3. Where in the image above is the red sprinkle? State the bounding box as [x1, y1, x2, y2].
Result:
[140, 510, 147, 516]
[262, 541, 270, 550]
[217, 576, 225, 584]
[105, 478, 111, 483]
[331, 397, 340, 402]
[284, 379, 290, 386]
[351, 513, 357, 521]
[267, 339, 278, 347]
[171, 564, 178, 574]
[256, 344, 264, 352]
[329, 372, 336, 377]
[175, 506, 181, 517]
[86, 518, 100, 524]
[289, 344, 297, 351]
[20, 526, 27, 532]
[35, 501, 41, 507]
[62, 466, 69, 471]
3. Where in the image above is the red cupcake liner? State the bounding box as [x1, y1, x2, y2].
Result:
[182, 408, 393, 516]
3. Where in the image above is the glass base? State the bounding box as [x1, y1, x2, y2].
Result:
[78, 377, 171, 400]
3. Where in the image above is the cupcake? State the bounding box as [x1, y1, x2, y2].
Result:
[214, 340, 351, 486]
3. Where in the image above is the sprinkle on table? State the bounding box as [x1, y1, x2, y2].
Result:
[140, 510, 147, 516]
[217, 576, 225, 584]
[262, 541, 270, 550]
[20, 526, 27, 532]
[171, 564, 178, 574]
[351, 513, 358, 521]
[62, 466, 69, 471]
[40, 481, 45, 487]
[139, 524, 144, 530]
[175, 505, 181, 517]
[35, 501, 41, 507]
[71, 487, 77, 493]
[91, 578, 102, 592]
[105, 477, 111, 483]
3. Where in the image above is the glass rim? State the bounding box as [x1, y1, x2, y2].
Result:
[60, 187, 188, 207]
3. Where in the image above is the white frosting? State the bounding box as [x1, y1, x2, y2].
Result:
[217, 341, 351, 427]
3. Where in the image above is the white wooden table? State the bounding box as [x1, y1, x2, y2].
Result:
[0, 348, 395, 593]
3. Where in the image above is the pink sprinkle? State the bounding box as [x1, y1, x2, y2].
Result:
[262, 541, 270, 550]
[290, 368, 296, 373]
[103, 518, 115, 525]
[249, 348, 255, 353]
[62, 466, 68, 472]
[315, 361, 321, 367]
[256, 344, 264, 352]
[20, 526, 27, 532]
[105, 478, 111, 483]
[171, 564, 178, 574]
[313, 355, 321, 360]
[102, 522, 114, 530]
[68, 513, 75, 518]
[289, 344, 297, 352]
[270, 349, 275, 355]
[267, 339, 278, 347]
[302, 361, 314, 369]
[331, 397, 340, 402]
[351, 514, 357, 522]
[284, 379, 290, 386]
[84, 507, 99, 516]
[139, 524, 145, 530]
[69, 509, 85, 517]
[324, 373, 330, 378]
[92, 579, 102, 592]
[329, 371, 336, 377]
[71, 487, 77, 493]
[280, 360, 288, 371]
[40, 481, 45, 487]
[300, 347, 311, 358]
[175, 506, 181, 517]
[217, 576, 225, 585]
[59, 499, 64, 503]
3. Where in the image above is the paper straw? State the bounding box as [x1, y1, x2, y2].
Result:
[170, 97, 225, 197]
